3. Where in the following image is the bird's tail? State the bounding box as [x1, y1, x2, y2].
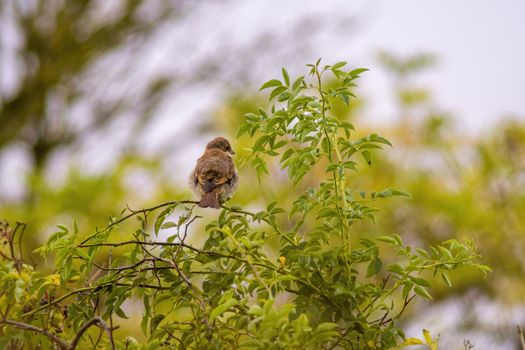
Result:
[199, 190, 220, 209]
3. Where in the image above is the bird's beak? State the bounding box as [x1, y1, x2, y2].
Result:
[230, 150, 236, 155]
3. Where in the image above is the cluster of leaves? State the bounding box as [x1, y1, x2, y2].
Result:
[0, 61, 489, 349]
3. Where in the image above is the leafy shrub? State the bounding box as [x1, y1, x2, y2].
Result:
[0, 60, 488, 349]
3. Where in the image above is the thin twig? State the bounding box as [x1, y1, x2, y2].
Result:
[92, 257, 157, 271]
[79, 240, 201, 251]
[371, 294, 416, 326]
[80, 200, 199, 244]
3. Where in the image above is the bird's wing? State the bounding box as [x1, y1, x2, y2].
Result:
[197, 174, 230, 193]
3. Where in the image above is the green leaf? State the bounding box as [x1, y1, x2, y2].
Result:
[349, 68, 369, 76]
[313, 331, 340, 343]
[56, 224, 69, 232]
[259, 79, 282, 91]
[332, 61, 347, 69]
[361, 150, 372, 165]
[272, 140, 287, 149]
[292, 75, 305, 91]
[210, 298, 238, 321]
[441, 272, 452, 287]
[366, 257, 382, 277]
[339, 92, 350, 105]
[402, 282, 413, 299]
[423, 329, 432, 344]
[115, 307, 128, 319]
[270, 86, 288, 100]
[376, 235, 397, 244]
[400, 338, 424, 346]
[251, 157, 269, 181]
[247, 305, 263, 316]
[263, 299, 274, 314]
[478, 264, 492, 277]
[154, 205, 175, 235]
[414, 286, 433, 300]
[369, 133, 392, 146]
[280, 148, 294, 164]
[316, 208, 337, 219]
[150, 314, 165, 333]
[252, 135, 270, 152]
[147, 339, 161, 350]
[316, 322, 338, 332]
[387, 263, 403, 274]
[412, 277, 431, 287]
[237, 123, 252, 138]
[387, 188, 410, 197]
[160, 221, 176, 229]
[282, 68, 290, 86]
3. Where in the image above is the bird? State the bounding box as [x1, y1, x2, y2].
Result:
[189, 137, 239, 209]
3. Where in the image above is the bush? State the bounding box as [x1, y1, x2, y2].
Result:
[0, 60, 488, 349]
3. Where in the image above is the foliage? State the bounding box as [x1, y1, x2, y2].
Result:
[0, 61, 489, 349]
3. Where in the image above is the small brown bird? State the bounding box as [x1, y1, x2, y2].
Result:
[190, 137, 239, 209]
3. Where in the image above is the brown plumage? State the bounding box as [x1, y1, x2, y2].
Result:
[189, 137, 238, 209]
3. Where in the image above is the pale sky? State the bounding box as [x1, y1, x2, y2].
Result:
[221, 0, 525, 132]
[138, 0, 525, 155]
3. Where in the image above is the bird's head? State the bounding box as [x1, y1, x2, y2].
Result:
[206, 137, 235, 155]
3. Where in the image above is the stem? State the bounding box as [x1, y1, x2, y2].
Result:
[315, 68, 348, 246]
[0, 319, 69, 350]
[21, 281, 170, 318]
[22, 286, 93, 317]
[80, 201, 199, 245]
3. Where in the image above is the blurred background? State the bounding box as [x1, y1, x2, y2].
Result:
[1, 0, 524, 348]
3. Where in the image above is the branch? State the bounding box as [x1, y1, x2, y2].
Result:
[370, 294, 416, 326]
[0, 319, 69, 350]
[22, 281, 171, 317]
[69, 317, 115, 350]
[22, 286, 93, 317]
[314, 68, 347, 246]
[80, 200, 199, 244]
[79, 240, 201, 251]
[92, 257, 158, 271]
